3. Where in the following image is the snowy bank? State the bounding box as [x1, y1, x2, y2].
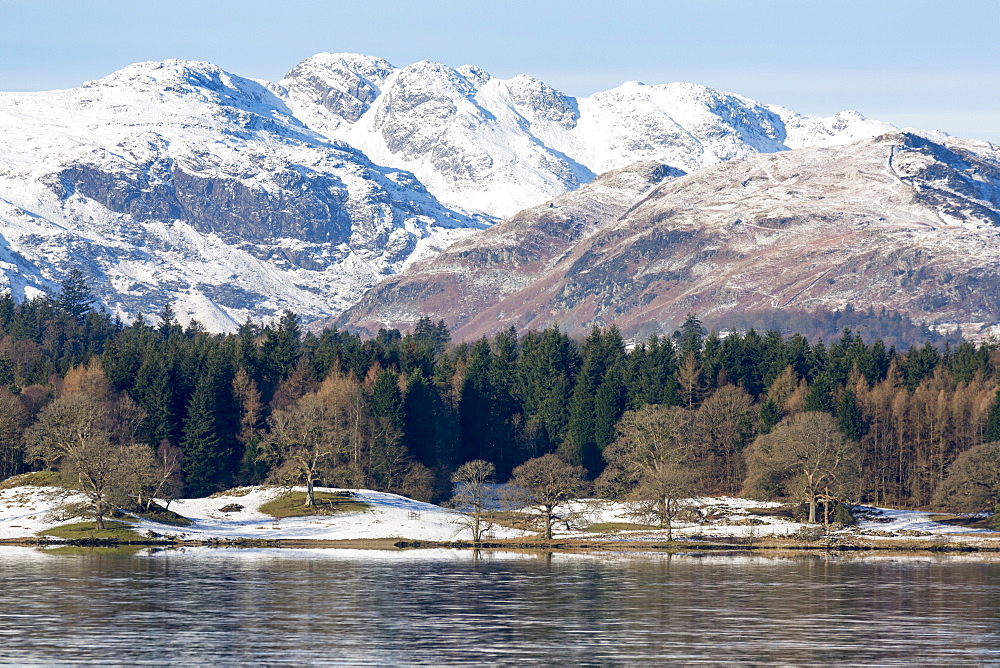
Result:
[1, 483, 998, 546]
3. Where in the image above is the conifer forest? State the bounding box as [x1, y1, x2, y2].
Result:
[3, 271, 1000, 516]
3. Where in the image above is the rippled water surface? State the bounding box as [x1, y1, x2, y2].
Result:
[1, 546, 999, 665]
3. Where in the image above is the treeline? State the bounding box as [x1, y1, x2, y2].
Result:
[2, 274, 1000, 517]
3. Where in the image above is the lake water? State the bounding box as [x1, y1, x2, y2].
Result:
[0, 546, 998, 665]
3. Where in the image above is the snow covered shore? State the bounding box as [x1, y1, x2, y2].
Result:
[1, 483, 998, 546]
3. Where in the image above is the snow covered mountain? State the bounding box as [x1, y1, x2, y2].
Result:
[339, 132, 1000, 341]
[0, 59, 483, 330]
[0, 53, 908, 329]
[281, 53, 894, 217]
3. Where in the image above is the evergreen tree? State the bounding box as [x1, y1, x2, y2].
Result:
[403, 371, 440, 468]
[370, 369, 405, 434]
[803, 373, 836, 414]
[56, 268, 93, 321]
[591, 360, 628, 477]
[458, 338, 498, 465]
[181, 354, 237, 496]
[837, 385, 866, 441]
[261, 310, 301, 391]
[566, 326, 623, 473]
[515, 326, 579, 456]
[674, 313, 705, 362]
[758, 398, 782, 434]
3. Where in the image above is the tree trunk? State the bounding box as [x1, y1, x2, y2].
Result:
[663, 497, 674, 541]
[544, 505, 554, 539]
[305, 476, 315, 507]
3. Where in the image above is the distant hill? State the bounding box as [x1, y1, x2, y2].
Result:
[339, 132, 1000, 342]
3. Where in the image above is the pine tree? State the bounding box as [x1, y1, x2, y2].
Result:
[180, 354, 237, 496]
[56, 268, 93, 321]
[591, 360, 628, 477]
[515, 326, 579, 456]
[837, 385, 866, 441]
[458, 338, 499, 466]
[403, 371, 439, 468]
[674, 313, 705, 362]
[370, 369, 405, 434]
[566, 327, 623, 472]
[804, 373, 836, 414]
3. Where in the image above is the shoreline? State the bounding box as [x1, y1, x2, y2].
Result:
[3, 534, 998, 553]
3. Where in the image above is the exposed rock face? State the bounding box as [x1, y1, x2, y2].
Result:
[0, 59, 482, 330]
[338, 132, 1000, 340]
[0, 53, 960, 332]
[282, 53, 893, 217]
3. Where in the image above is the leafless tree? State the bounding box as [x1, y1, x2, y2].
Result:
[509, 454, 587, 539]
[598, 405, 700, 540]
[695, 384, 755, 495]
[262, 371, 379, 506]
[25, 392, 131, 530]
[933, 441, 1000, 513]
[744, 411, 860, 524]
[121, 440, 183, 512]
[451, 460, 498, 541]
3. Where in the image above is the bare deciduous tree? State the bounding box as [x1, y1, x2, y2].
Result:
[696, 384, 755, 495]
[262, 371, 379, 506]
[598, 405, 700, 540]
[451, 460, 498, 541]
[509, 454, 587, 539]
[25, 388, 138, 530]
[744, 411, 860, 524]
[121, 439, 183, 512]
[263, 392, 342, 507]
[933, 441, 1000, 514]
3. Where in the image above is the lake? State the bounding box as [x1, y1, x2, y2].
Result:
[0, 546, 998, 665]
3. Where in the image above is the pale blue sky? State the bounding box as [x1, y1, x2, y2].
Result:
[1, 0, 997, 142]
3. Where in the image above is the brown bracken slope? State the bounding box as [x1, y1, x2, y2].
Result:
[338, 132, 1000, 341]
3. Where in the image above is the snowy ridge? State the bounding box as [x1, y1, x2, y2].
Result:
[281, 53, 897, 217]
[0, 53, 955, 330]
[0, 59, 483, 330]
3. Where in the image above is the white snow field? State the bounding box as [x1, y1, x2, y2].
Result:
[3, 483, 998, 546]
[0, 485, 530, 542]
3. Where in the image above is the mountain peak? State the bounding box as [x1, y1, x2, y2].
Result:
[1, 52, 981, 333]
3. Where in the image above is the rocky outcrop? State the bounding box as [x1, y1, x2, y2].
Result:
[282, 53, 894, 217]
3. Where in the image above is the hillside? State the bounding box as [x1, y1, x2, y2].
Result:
[0, 53, 899, 330]
[340, 132, 1000, 340]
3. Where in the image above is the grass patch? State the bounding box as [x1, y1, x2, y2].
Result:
[0, 470, 68, 490]
[930, 514, 996, 530]
[259, 490, 369, 518]
[40, 520, 147, 541]
[583, 522, 659, 532]
[132, 505, 193, 527]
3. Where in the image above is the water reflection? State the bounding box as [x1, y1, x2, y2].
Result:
[0, 547, 998, 664]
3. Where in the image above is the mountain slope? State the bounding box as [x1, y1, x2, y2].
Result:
[338, 132, 1000, 340]
[280, 53, 894, 217]
[0, 53, 947, 330]
[0, 60, 483, 330]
